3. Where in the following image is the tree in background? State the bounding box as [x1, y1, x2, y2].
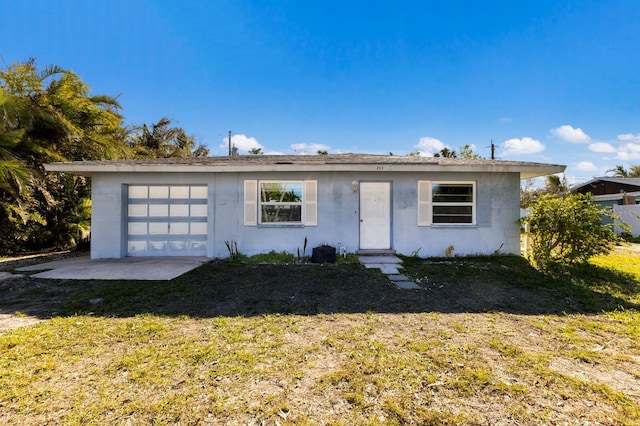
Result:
[1, 60, 213, 255]
[520, 174, 568, 208]
[458, 144, 483, 159]
[607, 165, 640, 178]
[410, 144, 484, 159]
[433, 147, 457, 158]
[0, 59, 130, 253]
[521, 193, 623, 266]
[128, 116, 208, 158]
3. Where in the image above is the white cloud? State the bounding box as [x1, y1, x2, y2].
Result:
[617, 133, 640, 142]
[502, 137, 545, 156]
[415, 137, 448, 156]
[550, 125, 591, 143]
[616, 143, 640, 160]
[291, 143, 331, 155]
[574, 161, 598, 172]
[219, 134, 264, 153]
[588, 142, 616, 153]
[498, 117, 512, 123]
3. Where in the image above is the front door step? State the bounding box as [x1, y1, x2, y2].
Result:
[356, 249, 396, 255]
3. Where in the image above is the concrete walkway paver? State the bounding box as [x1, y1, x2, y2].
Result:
[359, 254, 421, 290]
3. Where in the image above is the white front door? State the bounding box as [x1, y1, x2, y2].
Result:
[359, 182, 391, 250]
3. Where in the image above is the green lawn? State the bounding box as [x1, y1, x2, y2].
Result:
[1, 248, 639, 424]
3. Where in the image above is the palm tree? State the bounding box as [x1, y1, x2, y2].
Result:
[129, 117, 208, 158]
[0, 60, 132, 253]
[545, 175, 567, 195]
[606, 165, 640, 178]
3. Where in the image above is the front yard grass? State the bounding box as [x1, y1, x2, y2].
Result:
[1, 247, 639, 424]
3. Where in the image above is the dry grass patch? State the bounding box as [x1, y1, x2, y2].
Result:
[1, 311, 639, 425]
[1, 247, 639, 424]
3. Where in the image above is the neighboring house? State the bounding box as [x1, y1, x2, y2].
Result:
[572, 177, 640, 236]
[45, 154, 565, 259]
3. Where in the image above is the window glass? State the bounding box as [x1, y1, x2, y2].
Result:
[261, 182, 303, 202]
[261, 205, 302, 223]
[433, 206, 473, 223]
[259, 181, 303, 224]
[431, 182, 474, 224]
[432, 184, 473, 203]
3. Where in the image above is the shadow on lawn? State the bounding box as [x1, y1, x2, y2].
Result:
[2, 255, 639, 320]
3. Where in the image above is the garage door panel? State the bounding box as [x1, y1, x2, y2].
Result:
[149, 186, 168, 198]
[127, 185, 208, 256]
[190, 204, 207, 217]
[170, 186, 190, 199]
[190, 222, 207, 235]
[170, 204, 189, 217]
[149, 204, 169, 216]
[129, 186, 147, 198]
[170, 222, 189, 235]
[128, 222, 147, 235]
[191, 186, 207, 199]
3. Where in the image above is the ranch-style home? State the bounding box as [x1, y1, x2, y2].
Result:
[572, 176, 640, 236]
[45, 154, 565, 259]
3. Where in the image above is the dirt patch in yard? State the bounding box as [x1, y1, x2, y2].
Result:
[1, 250, 639, 331]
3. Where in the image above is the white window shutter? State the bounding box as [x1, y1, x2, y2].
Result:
[244, 180, 258, 226]
[417, 180, 432, 226]
[304, 180, 317, 226]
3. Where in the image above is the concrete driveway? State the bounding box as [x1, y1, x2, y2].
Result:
[15, 256, 210, 280]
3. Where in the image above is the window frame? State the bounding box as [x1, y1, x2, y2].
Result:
[418, 180, 476, 226]
[258, 180, 305, 225]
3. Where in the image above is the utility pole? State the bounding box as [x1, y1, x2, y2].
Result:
[228, 130, 232, 156]
[490, 140, 495, 160]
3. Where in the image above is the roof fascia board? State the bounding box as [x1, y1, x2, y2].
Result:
[45, 162, 565, 178]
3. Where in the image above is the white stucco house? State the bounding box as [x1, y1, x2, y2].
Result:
[44, 154, 565, 259]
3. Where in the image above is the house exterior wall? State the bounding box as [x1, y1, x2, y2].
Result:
[89, 170, 521, 259]
[614, 204, 640, 237]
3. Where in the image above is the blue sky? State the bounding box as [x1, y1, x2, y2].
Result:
[2, 0, 640, 183]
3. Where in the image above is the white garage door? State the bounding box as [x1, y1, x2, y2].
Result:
[127, 185, 208, 256]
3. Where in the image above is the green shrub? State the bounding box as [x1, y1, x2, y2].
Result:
[246, 250, 294, 264]
[522, 193, 625, 266]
